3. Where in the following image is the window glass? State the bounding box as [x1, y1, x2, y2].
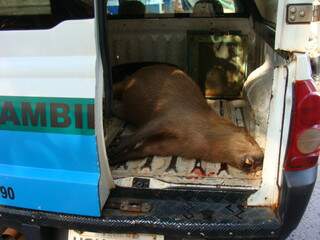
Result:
[0, 0, 94, 30]
[0, 0, 52, 16]
[255, 0, 278, 24]
[107, 0, 242, 17]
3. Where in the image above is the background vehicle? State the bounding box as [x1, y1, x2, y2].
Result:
[0, 0, 319, 239]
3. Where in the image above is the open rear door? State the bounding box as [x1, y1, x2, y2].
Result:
[0, 1, 112, 217]
[248, 0, 319, 207]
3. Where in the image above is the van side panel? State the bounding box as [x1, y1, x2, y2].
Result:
[0, 20, 106, 216]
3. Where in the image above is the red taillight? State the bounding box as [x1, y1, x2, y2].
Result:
[285, 80, 320, 171]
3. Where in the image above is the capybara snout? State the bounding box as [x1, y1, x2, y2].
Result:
[239, 150, 264, 172]
[238, 133, 264, 172]
[224, 128, 264, 172]
[110, 64, 264, 172]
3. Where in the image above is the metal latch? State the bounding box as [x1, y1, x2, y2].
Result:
[120, 200, 152, 213]
[287, 4, 313, 24]
[109, 199, 152, 213]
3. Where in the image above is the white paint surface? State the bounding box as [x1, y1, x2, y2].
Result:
[275, 0, 314, 52]
[248, 66, 288, 206]
[0, 56, 95, 98]
[0, 17, 112, 211]
[93, 3, 115, 205]
[295, 54, 313, 80]
[0, 20, 96, 98]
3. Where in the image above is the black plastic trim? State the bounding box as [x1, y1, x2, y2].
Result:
[254, 21, 276, 49]
[0, 188, 281, 239]
[0, 0, 94, 30]
[279, 166, 318, 239]
[241, 0, 276, 48]
[96, 0, 113, 117]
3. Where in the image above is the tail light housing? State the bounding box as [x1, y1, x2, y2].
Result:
[285, 80, 320, 171]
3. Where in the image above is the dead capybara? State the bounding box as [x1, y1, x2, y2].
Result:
[109, 64, 263, 172]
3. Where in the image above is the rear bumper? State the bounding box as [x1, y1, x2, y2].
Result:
[279, 165, 318, 239]
[0, 188, 281, 240]
[0, 166, 317, 240]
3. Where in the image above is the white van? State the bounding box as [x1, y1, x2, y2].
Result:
[0, 0, 319, 239]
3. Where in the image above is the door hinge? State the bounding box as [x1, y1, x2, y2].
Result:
[287, 4, 313, 24]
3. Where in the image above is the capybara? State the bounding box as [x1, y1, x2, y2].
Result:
[109, 65, 263, 172]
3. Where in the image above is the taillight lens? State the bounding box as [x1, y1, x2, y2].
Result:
[285, 80, 320, 171]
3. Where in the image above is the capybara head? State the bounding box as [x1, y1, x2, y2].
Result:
[226, 129, 264, 172]
[205, 119, 264, 172]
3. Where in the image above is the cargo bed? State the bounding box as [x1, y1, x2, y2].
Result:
[106, 99, 263, 190]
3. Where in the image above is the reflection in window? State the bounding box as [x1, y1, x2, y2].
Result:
[107, 0, 238, 16]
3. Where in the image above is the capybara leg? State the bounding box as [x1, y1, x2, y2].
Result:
[138, 136, 182, 157]
[109, 137, 181, 165]
[108, 133, 141, 156]
[108, 145, 149, 166]
[110, 118, 171, 154]
[107, 132, 152, 164]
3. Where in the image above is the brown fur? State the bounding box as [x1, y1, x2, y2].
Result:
[109, 65, 263, 172]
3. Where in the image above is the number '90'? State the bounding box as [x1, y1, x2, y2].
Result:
[0, 186, 15, 200]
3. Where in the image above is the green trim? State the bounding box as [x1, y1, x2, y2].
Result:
[0, 96, 95, 135]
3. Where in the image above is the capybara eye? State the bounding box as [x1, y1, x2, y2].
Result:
[241, 155, 263, 172]
[242, 157, 254, 172]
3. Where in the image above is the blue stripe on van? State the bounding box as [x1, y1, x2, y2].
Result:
[0, 130, 99, 172]
[0, 130, 101, 216]
[0, 165, 100, 216]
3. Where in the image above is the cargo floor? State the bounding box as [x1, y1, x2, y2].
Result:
[106, 99, 263, 190]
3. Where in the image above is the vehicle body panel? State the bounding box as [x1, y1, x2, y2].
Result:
[0, 19, 110, 216]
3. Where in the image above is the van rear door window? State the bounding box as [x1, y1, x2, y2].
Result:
[0, 0, 52, 16]
[0, 0, 93, 30]
[107, 0, 243, 18]
[254, 0, 278, 25]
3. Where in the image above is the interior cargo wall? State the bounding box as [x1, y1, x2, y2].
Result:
[104, 18, 287, 198]
[107, 18, 258, 74]
[242, 37, 286, 149]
